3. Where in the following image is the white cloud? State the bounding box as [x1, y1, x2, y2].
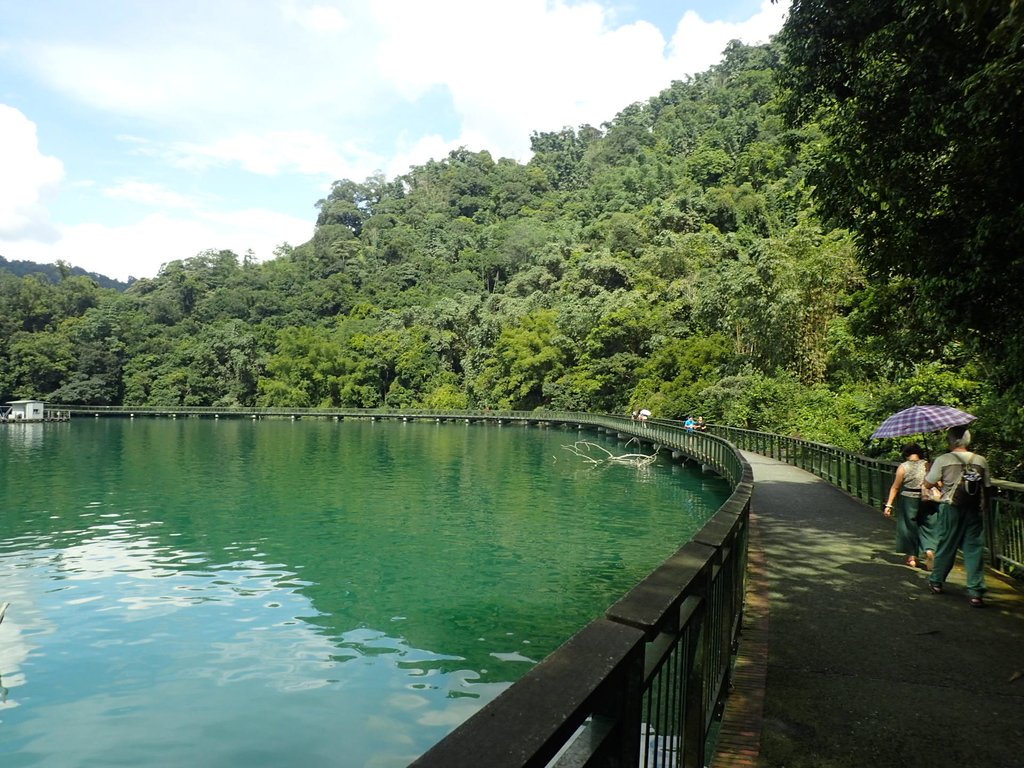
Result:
[372, 0, 789, 165]
[21, 5, 381, 129]
[16, 1, 792, 177]
[28, 43, 220, 118]
[281, 1, 352, 33]
[0, 105, 64, 239]
[668, 0, 788, 73]
[0, 208, 313, 282]
[373, 0, 672, 162]
[103, 180, 199, 210]
[166, 130, 379, 178]
[386, 133, 458, 178]
[19, 2, 789, 173]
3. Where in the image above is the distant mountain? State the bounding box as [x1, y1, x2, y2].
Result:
[0, 255, 133, 291]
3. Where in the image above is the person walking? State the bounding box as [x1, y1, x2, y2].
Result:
[922, 425, 991, 606]
[883, 443, 937, 569]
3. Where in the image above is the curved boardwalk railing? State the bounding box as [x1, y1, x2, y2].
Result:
[56, 405, 753, 767]
[710, 424, 1024, 577]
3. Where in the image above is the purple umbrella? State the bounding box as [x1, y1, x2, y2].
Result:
[871, 405, 976, 439]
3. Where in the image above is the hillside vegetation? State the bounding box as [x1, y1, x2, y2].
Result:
[2, 22, 1020, 478]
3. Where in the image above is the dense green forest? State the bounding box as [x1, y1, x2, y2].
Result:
[2, 3, 1021, 479]
[0, 256, 131, 291]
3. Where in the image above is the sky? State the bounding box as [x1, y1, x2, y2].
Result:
[0, 0, 789, 282]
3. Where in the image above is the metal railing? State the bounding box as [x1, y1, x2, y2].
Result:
[710, 424, 1024, 576]
[57, 404, 593, 421]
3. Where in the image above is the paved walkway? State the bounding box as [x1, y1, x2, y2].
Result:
[714, 451, 1024, 768]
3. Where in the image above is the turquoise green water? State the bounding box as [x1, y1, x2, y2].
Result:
[0, 418, 729, 767]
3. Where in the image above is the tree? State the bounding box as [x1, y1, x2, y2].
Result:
[473, 309, 565, 409]
[777, 0, 1024, 390]
[315, 174, 393, 236]
[257, 326, 346, 407]
[3, 330, 75, 398]
[632, 333, 735, 418]
[529, 125, 602, 191]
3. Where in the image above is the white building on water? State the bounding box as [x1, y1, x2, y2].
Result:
[2, 399, 48, 422]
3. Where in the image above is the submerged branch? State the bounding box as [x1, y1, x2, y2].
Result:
[562, 440, 659, 468]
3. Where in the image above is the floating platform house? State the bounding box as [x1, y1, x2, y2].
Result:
[1, 400, 71, 423]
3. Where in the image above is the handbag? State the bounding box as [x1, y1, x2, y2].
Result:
[919, 484, 942, 515]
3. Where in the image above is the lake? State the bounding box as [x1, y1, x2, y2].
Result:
[0, 417, 729, 767]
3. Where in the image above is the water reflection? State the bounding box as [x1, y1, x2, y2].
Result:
[1, 422, 50, 454]
[0, 523, 508, 766]
[0, 419, 729, 766]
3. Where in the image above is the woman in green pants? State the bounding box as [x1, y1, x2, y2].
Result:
[883, 443, 937, 568]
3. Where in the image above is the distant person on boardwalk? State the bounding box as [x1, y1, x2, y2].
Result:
[883, 443, 938, 570]
[684, 416, 695, 431]
[922, 426, 991, 606]
[695, 416, 707, 432]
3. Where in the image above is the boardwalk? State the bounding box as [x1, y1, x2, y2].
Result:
[715, 451, 1024, 768]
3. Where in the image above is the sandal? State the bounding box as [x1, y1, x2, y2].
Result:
[969, 597, 985, 608]
[906, 556, 917, 568]
[928, 582, 944, 595]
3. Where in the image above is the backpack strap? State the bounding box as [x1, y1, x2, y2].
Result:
[953, 452, 975, 468]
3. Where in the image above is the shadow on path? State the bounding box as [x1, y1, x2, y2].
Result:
[730, 452, 1024, 768]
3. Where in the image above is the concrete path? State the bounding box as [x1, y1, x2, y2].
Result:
[722, 451, 1024, 768]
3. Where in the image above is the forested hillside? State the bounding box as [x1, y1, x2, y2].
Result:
[0, 256, 131, 291]
[1, 32, 1019, 478]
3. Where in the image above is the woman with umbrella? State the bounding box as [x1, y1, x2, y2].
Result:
[882, 443, 937, 569]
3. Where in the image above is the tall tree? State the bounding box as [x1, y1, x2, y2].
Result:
[777, 0, 1024, 389]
